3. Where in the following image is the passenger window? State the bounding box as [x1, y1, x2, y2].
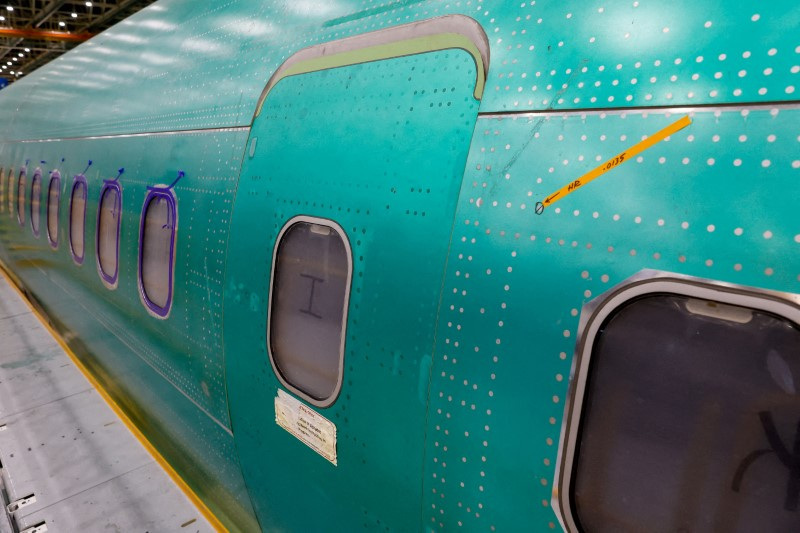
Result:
[268, 217, 352, 406]
[138, 189, 176, 317]
[6, 168, 13, 216]
[69, 175, 87, 265]
[16, 168, 26, 226]
[560, 281, 800, 532]
[47, 171, 61, 248]
[96, 180, 122, 288]
[30, 169, 42, 237]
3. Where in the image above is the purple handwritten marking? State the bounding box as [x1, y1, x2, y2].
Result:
[137, 187, 177, 318]
[69, 174, 88, 265]
[47, 170, 61, 249]
[96, 179, 122, 288]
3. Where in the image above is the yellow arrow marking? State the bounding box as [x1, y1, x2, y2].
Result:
[535, 115, 692, 214]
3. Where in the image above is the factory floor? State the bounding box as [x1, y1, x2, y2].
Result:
[0, 276, 213, 533]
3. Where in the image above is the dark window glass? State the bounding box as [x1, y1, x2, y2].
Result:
[269, 219, 351, 404]
[16, 169, 25, 226]
[47, 172, 60, 247]
[69, 178, 87, 264]
[30, 171, 41, 237]
[96, 182, 121, 286]
[572, 294, 800, 533]
[138, 191, 176, 317]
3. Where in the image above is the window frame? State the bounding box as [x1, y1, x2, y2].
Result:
[266, 215, 353, 408]
[95, 179, 123, 289]
[137, 187, 177, 319]
[553, 269, 800, 532]
[29, 168, 42, 238]
[0, 167, 4, 213]
[69, 174, 88, 265]
[46, 170, 61, 249]
[6, 167, 13, 216]
[16, 167, 26, 227]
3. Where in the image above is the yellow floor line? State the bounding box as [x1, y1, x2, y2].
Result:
[0, 265, 226, 532]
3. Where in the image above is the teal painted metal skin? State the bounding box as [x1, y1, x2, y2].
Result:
[0, 0, 796, 531]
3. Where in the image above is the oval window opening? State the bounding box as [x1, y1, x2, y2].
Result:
[558, 274, 800, 533]
[69, 176, 87, 265]
[16, 168, 26, 226]
[138, 190, 177, 318]
[47, 171, 61, 248]
[30, 170, 42, 238]
[267, 217, 352, 407]
[6, 168, 13, 216]
[96, 180, 122, 288]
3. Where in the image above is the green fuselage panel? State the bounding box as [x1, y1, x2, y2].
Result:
[224, 49, 479, 530]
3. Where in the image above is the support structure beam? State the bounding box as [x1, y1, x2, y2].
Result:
[0, 28, 94, 42]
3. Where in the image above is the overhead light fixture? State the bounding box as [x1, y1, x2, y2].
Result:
[9, 71, 14, 75]
[5, 61, 10, 66]
[58, 21, 66, 27]
[86, 1, 92, 6]
[12, 57, 16, 61]
[6, 6, 13, 12]
[71, 12, 77, 18]
[17, 53, 22, 57]
[0, 15, 5, 21]
[24, 48, 29, 52]
[16, 71, 21, 75]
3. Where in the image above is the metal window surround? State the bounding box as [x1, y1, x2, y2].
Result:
[95, 179, 122, 289]
[29, 168, 42, 238]
[69, 174, 88, 265]
[46, 170, 61, 249]
[137, 187, 177, 319]
[267, 215, 353, 408]
[553, 268, 800, 532]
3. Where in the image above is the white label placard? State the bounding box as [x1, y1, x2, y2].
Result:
[275, 390, 337, 465]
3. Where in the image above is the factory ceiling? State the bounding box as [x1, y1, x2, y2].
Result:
[0, 0, 156, 85]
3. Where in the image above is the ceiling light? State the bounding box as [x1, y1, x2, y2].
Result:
[0, 15, 5, 21]
[5, 61, 10, 65]
[24, 48, 29, 52]
[16, 71, 21, 75]
[71, 12, 77, 18]
[12, 57, 16, 61]
[17, 53, 22, 57]
[58, 21, 66, 27]
[9, 71, 14, 75]
[6, 6, 12, 12]
[85, 1, 92, 6]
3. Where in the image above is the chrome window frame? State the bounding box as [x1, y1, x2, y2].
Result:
[553, 269, 800, 532]
[266, 215, 353, 408]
